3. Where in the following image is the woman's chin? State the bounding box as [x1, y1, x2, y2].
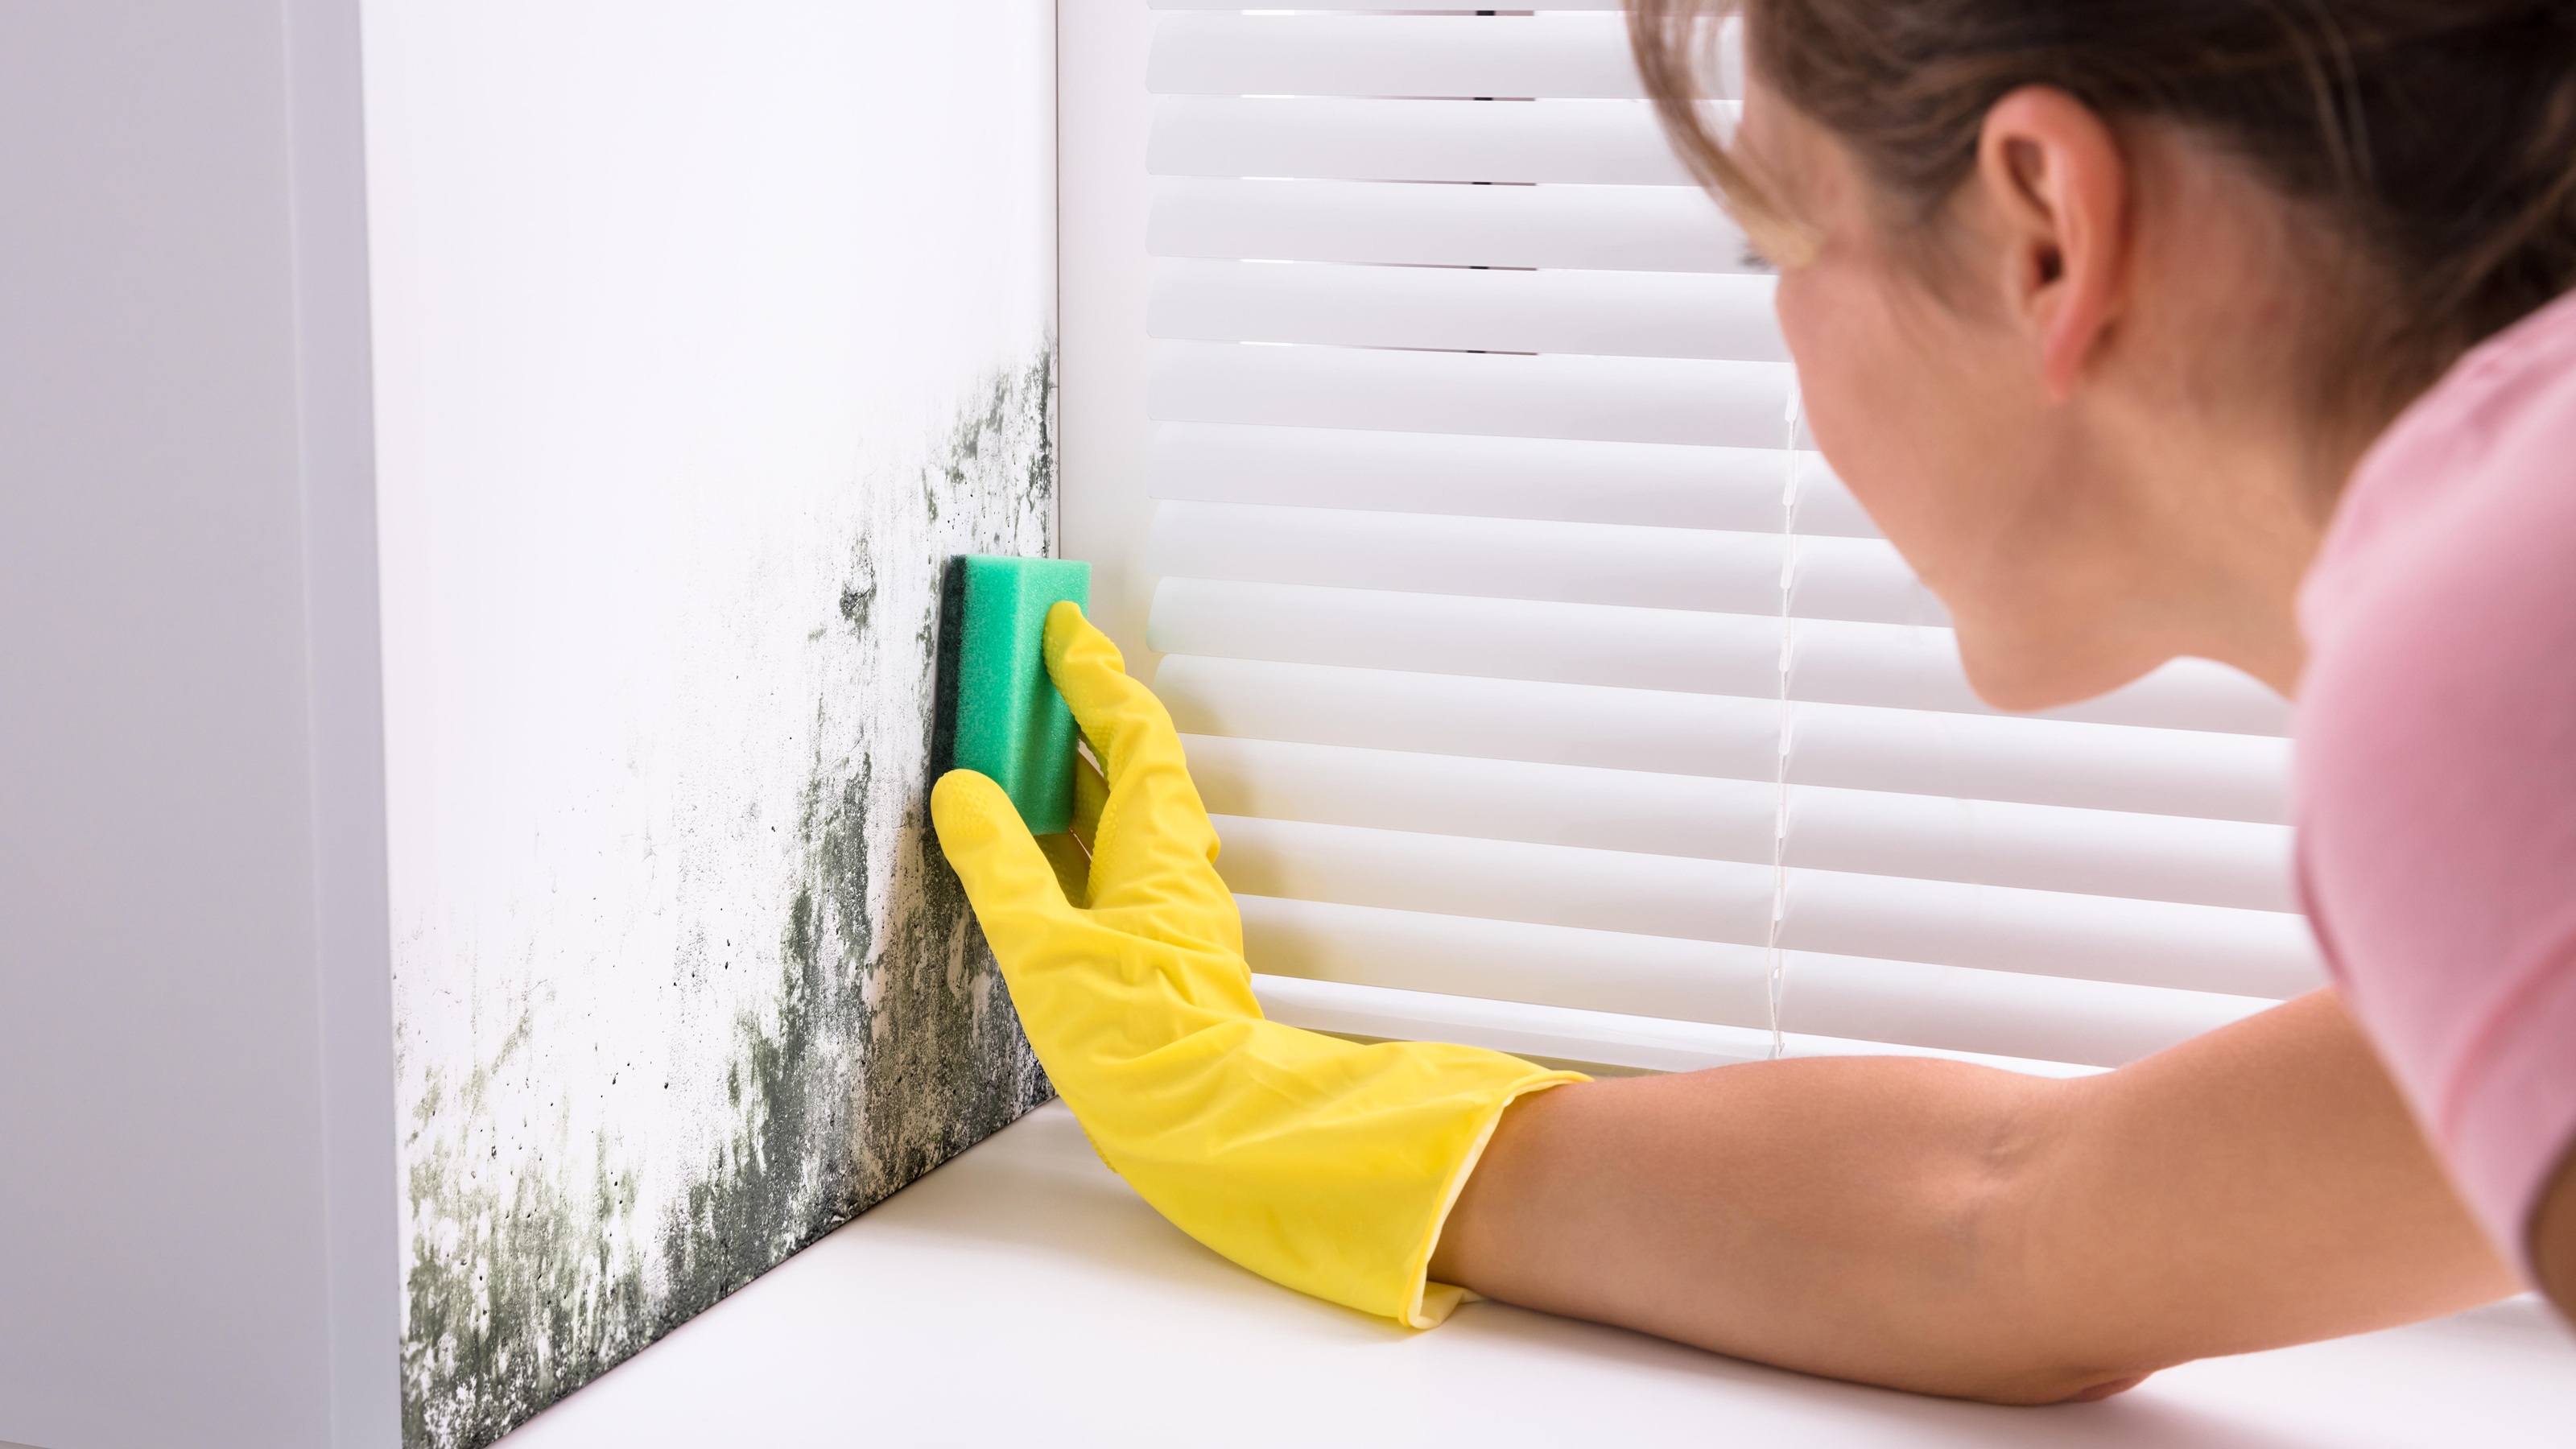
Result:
[1955, 633, 2165, 716]
[2065, 1373, 2154, 1403]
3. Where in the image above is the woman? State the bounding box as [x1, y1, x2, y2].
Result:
[930, 0, 2576, 1403]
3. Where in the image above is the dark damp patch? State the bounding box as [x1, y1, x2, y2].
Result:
[852, 784, 1051, 1204]
[397, 1026, 653, 1449]
[399, 343, 1059, 1449]
[858, 343, 1055, 1204]
[920, 347, 1055, 530]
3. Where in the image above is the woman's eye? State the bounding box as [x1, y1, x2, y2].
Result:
[1740, 243, 1777, 274]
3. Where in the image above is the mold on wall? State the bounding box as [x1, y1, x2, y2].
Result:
[393, 353, 1057, 1449]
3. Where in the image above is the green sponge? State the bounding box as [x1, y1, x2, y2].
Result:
[931, 554, 1092, 836]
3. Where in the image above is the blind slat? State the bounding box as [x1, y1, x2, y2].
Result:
[1243, 893, 1765, 1026]
[1215, 815, 2322, 997]
[1150, 13, 1650, 101]
[1242, 895, 2273, 1067]
[1252, 973, 2103, 1080]
[1147, 576, 2290, 736]
[1162, 653, 1777, 779]
[1150, 96, 1703, 187]
[1151, 340, 1797, 448]
[1796, 700, 2290, 822]
[1150, 423, 1877, 537]
[1146, 502, 1933, 623]
[1785, 869, 2321, 999]
[1147, 575, 1794, 694]
[1187, 734, 2299, 912]
[1191, 731, 1776, 861]
[1778, 944, 2271, 1066]
[1156, 654, 2293, 821]
[1787, 779, 2297, 912]
[1215, 811, 1776, 943]
[1150, 257, 1789, 362]
[1252, 972, 1792, 1074]
[1150, 178, 1750, 275]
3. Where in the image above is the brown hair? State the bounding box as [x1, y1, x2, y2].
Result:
[1631, 0, 2576, 386]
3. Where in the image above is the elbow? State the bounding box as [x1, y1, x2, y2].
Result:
[1927, 1080, 2181, 1406]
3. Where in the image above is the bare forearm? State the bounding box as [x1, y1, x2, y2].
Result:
[1430, 1050, 2092, 1400]
[1430, 993, 2516, 1403]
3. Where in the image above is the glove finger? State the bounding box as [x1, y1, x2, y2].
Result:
[1042, 603, 1238, 945]
[931, 769, 1084, 960]
[1042, 601, 1162, 785]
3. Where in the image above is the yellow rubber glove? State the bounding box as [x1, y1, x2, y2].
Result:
[931, 601, 1586, 1327]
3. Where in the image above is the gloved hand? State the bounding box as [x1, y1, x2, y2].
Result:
[931, 601, 1585, 1327]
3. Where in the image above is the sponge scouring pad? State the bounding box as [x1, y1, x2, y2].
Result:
[931, 554, 1093, 836]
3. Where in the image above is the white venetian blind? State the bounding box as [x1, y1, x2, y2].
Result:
[1138, 3, 2319, 1076]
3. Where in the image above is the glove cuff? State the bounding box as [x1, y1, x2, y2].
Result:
[1405, 1072, 1585, 1329]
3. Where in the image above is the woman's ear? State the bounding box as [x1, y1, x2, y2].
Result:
[1974, 86, 2129, 403]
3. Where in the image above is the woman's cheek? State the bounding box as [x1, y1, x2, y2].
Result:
[1777, 272, 1888, 506]
[1774, 270, 1842, 441]
[1776, 267, 1964, 595]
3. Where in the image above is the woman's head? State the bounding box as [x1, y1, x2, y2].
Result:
[1631, 2, 2576, 705]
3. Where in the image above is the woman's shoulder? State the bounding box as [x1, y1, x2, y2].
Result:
[2293, 295, 2576, 853]
[2297, 288, 2576, 779]
[2301, 289, 2576, 664]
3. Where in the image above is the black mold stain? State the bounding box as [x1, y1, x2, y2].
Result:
[400, 345, 1058, 1449]
[853, 745, 1051, 1209]
[654, 757, 872, 1320]
[398, 1028, 652, 1449]
[860, 345, 1057, 1203]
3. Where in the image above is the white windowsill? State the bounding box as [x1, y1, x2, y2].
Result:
[499, 1100, 2576, 1447]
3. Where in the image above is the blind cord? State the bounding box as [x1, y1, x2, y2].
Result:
[1769, 378, 1804, 1062]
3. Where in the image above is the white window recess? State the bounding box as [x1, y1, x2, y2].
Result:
[1069, 2, 2314, 1082]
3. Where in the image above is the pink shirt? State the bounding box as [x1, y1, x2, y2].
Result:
[2298, 288, 2576, 1276]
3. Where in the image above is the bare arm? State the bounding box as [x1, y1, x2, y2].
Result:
[1428, 990, 2519, 1404]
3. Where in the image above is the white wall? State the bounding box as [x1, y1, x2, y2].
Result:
[0, 3, 398, 1447]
